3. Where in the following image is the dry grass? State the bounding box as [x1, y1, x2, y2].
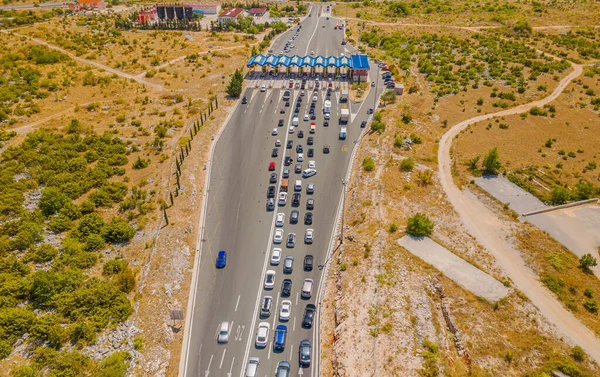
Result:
[453, 68, 600, 201]
[332, 0, 600, 27]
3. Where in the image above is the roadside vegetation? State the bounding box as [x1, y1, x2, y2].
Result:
[0, 125, 154, 375]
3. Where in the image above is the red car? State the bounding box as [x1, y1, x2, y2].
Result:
[269, 162, 276, 171]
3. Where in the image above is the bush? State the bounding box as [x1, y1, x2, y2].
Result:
[132, 156, 150, 170]
[103, 259, 129, 276]
[83, 234, 105, 252]
[75, 213, 105, 241]
[98, 351, 131, 377]
[362, 158, 375, 171]
[550, 186, 571, 205]
[389, 223, 398, 233]
[571, 346, 586, 362]
[583, 299, 598, 313]
[39, 188, 71, 217]
[579, 253, 597, 270]
[102, 218, 135, 243]
[400, 158, 414, 171]
[30, 244, 58, 263]
[115, 270, 136, 294]
[406, 213, 434, 237]
[370, 120, 386, 134]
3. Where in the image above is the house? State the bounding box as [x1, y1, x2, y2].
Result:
[69, 0, 106, 12]
[137, 7, 158, 24]
[350, 54, 370, 81]
[218, 7, 246, 27]
[184, 3, 220, 15]
[248, 7, 267, 17]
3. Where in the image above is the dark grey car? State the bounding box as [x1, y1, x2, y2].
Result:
[299, 339, 311, 366]
[283, 255, 294, 272]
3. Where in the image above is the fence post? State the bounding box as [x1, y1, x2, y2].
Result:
[163, 207, 169, 225]
[170, 191, 174, 207]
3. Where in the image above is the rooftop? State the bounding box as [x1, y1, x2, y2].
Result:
[218, 7, 245, 18]
[350, 54, 370, 70]
[249, 7, 267, 15]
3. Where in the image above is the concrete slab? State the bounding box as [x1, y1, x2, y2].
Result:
[398, 236, 509, 302]
[527, 204, 600, 259]
[475, 175, 547, 214]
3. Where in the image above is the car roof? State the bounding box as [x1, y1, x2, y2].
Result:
[218, 250, 226, 256]
[276, 324, 287, 331]
[306, 303, 316, 310]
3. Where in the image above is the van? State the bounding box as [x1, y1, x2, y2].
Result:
[280, 179, 289, 192]
[294, 180, 302, 192]
[245, 357, 260, 377]
[292, 117, 299, 126]
[260, 296, 273, 318]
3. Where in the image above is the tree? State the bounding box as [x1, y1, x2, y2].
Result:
[381, 89, 396, 104]
[579, 253, 598, 271]
[132, 156, 149, 169]
[406, 213, 434, 237]
[226, 69, 244, 98]
[482, 147, 501, 175]
[575, 180, 595, 200]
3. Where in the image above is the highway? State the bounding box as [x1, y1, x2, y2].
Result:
[180, 4, 381, 377]
[0, 2, 67, 10]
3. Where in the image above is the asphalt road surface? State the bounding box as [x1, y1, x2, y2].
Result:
[181, 4, 381, 377]
[0, 1, 67, 10]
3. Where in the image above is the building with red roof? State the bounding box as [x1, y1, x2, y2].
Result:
[217, 7, 246, 27]
[69, 0, 106, 12]
[248, 7, 267, 16]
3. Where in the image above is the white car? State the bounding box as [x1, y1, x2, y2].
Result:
[301, 278, 314, 298]
[278, 192, 287, 206]
[302, 168, 317, 178]
[255, 322, 270, 348]
[261, 84, 266, 92]
[289, 126, 295, 134]
[274, 229, 284, 244]
[276, 213, 285, 227]
[297, 153, 304, 162]
[217, 321, 230, 343]
[279, 300, 292, 321]
[264, 270, 276, 289]
[303, 113, 309, 121]
[312, 95, 318, 103]
[308, 160, 315, 169]
[272, 128, 278, 136]
[305, 228, 314, 244]
[271, 248, 282, 265]
[300, 90, 305, 96]
[275, 140, 281, 147]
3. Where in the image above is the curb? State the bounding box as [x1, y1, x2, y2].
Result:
[521, 198, 598, 217]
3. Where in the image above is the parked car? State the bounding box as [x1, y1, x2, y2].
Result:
[260, 297, 272, 318]
[306, 198, 315, 210]
[290, 210, 299, 224]
[286, 233, 296, 248]
[305, 228, 314, 244]
[281, 279, 292, 297]
[264, 270, 276, 289]
[283, 256, 294, 273]
[304, 254, 314, 271]
[271, 248, 282, 265]
[304, 212, 313, 225]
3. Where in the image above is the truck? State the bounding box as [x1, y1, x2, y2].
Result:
[340, 89, 349, 103]
[323, 100, 331, 114]
[340, 105, 349, 123]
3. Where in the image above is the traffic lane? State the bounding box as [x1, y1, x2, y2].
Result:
[271, 7, 319, 55]
[184, 91, 265, 377]
[192, 89, 286, 377]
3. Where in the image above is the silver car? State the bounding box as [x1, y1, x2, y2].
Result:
[286, 233, 296, 248]
[217, 321, 229, 343]
[245, 357, 260, 377]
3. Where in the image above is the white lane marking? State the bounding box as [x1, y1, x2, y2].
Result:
[228, 357, 235, 377]
[293, 316, 296, 332]
[289, 344, 294, 362]
[295, 292, 299, 306]
[268, 343, 272, 360]
[304, 18, 321, 56]
[206, 354, 214, 377]
[235, 295, 241, 312]
[273, 291, 281, 330]
[219, 349, 226, 369]
[239, 90, 298, 377]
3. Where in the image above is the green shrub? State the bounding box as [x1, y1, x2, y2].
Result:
[482, 147, 501, 175]
[83, 234, 106, 252]
[583, 299, 598, 313]
[388, 223, 398, 233]
[30, 244, 58, 263]
[542, 274, 564, 294]
[116, 270, 136, 294]
[75, 213, 105, 241]
[103, 259, 129, 276]
[132, 156, 150, 170]
[579, 253, 597, 270]
[550, 186, 571, 205]
[98, 351, 131, 377]
[400, 158, 415, 171]
[363, 158, 375, 172]
[571, 345, 586, 362]
[102, 218, 136, 243]
[39, 188, 71, 217]
[406, 213, 434, 237]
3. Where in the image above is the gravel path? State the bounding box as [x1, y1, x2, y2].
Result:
[438, 62, 600, 363]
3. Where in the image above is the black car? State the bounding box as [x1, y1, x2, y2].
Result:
[310, 113, 316, 120]
[272, 148, 279, 157]
[284, 156, 293, 166]
[302, 304, 316, 328]
[309, 108, 315, 115]
[298, 130, 304, 138]
[310, 102, 315, 109]
[306, 198, 314, 210]
[296, 101, 301, 108]
[367, 108, 373, 114]
[361, 121, 367, 128]
[281, 279, 292, 297]
[304, 212, 313, 225]
[278, 119, 284, 127]
[323, 145, 330, 154]
[241, 96, 248, 104]
[283, 168, 290, 178]
[290, 210, 299, 224]
[285, 101, 290, 107]
[307, 148, 314, 158]
[307, 137, 314, 145]
[296, 145, 303, 153]
[266, 197, 275, 211]
[294, 108, 300, 115]
[280, 108, 286, 114]
[323, 121, 329, 127]
[304, 254, 313, 271]
[292, 193, 301, 207]
[287, 140, 293, 149]
[267, 185, 275, 198]
[270, 172, 278, 184]
[294, 164, 302, 174]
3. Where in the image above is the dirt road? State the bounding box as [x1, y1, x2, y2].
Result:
[437, 63, 600, 362]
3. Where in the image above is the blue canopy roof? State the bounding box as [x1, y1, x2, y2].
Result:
[247, 54, 369, 69]
[351, 54, 369, 70]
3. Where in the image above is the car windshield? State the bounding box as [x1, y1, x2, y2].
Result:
[267, 275, 274, 282]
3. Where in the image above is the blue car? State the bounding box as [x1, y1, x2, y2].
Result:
[216, 250, 227, 268]
[273, 324, 287, 351]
